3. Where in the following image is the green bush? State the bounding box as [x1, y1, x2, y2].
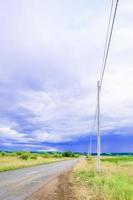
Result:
[41, 153, 50, 158]
[16, 152, 23, 156]
[52, 153, 62, 158]
[11, 152, 17, 157]
[0, 152, 6, 156]
[30, 154, 38, 159]
[20, 152, 31, 160]
[74, 154, 80, 158]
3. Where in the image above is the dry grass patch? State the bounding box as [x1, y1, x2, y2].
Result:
[73, 158, 94, 200]
[74, 158, 88, 171]
[0, 156, 64, 172]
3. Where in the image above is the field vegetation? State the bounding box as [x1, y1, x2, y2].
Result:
[74, 156, 133, 200]
[0, 151, 79, 172]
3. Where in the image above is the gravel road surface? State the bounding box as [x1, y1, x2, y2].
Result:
[0, 159, 78, 200]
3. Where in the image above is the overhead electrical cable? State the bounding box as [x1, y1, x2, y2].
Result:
[99, 0, 119, 88]
[99, 0, 115, 86]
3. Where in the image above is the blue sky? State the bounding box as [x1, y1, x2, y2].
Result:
[0, 0, 133, 153]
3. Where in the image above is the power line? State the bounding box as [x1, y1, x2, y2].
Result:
[99, 0, 115, 86]
[99, 0, 119, 88]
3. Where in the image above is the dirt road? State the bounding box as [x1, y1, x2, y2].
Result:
[0, 159, 78, 200]
[27, 170, 77, 200]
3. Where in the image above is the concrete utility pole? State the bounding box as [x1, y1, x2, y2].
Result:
[97, 81, 101, 173]
[89, 131, 92, 156]
[88, 133, 92, 156]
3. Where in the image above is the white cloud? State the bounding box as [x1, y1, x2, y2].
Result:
[0, 0, 133, 147]
[0, 126, 33, 142]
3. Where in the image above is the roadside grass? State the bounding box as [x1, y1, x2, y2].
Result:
[0, 151, 79, 172]
[0, 156, 64, 172]
[74, 157, 133, 200]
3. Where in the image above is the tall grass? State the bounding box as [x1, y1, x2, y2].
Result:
[75, 157, 133, 200]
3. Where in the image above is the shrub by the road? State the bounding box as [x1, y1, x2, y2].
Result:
[0, 152, 8, 156]
[41, 153, 50, 158]
[16, 151, 23, 156]
[11, 152, 17, 157]
[30, 154, 38, 159]
[52, 153, 62, 158]
[20, 152, 31, 160]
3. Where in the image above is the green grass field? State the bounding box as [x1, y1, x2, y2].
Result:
[74, 156, 133, 200]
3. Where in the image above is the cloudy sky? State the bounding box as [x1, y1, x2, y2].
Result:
[0, 0, 133, 153]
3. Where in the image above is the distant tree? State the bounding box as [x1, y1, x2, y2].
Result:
[62, 151, 74, 157]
